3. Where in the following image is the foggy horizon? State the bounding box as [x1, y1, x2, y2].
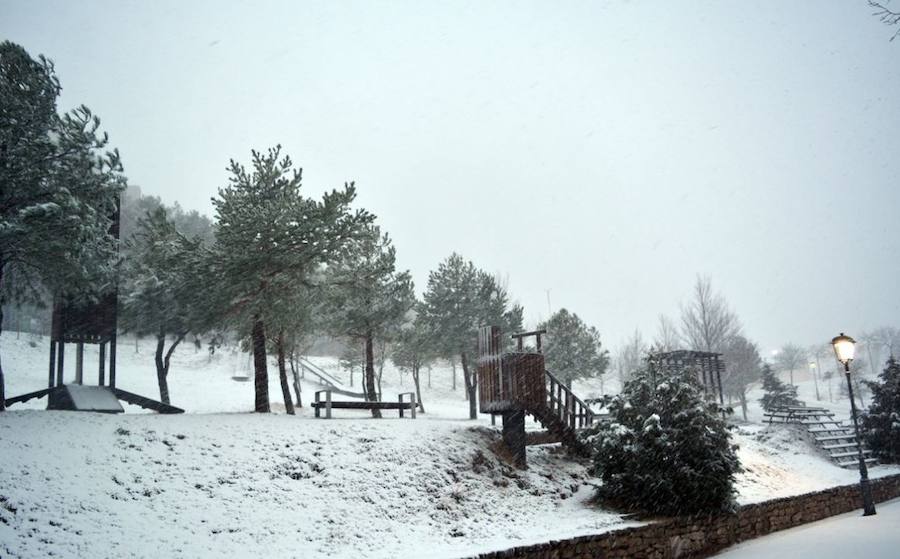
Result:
[4, 0, 899, 353]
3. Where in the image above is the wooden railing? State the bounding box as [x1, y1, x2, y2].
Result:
[544, 369, 595, 429]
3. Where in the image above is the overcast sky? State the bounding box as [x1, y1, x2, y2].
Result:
[3, 0, 899, 354]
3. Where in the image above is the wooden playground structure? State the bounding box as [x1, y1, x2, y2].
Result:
[3, 201, 183, 414]
[477, 326, 597, 467]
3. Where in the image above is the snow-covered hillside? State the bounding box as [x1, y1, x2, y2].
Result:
[1, 334, 898, 558]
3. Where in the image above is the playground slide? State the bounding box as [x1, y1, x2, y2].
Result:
[298, 357, 344, 387]
[298, 358, 367, 399]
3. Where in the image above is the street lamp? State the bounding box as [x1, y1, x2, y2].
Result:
[831, 333, 876, 516]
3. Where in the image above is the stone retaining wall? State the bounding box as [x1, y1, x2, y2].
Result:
[473, 474, 900, 559]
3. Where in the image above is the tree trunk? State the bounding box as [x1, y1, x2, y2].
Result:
[812, 366, 821, 400]
[365, 332, 381, 418]
[739, 391, 748, 421]
[376, 339, 387, 400]
[154, 329, 170, 405]
[451, 360, 456, 391]
[289, 349, 302, 407]
[460, 351, 477, 420]
[427, 365, 431, 389]
[276, 332, 294, 415]
[252, 315, 270, 413]
[412, 363, 425, 413]
[0, 264, 5, 411]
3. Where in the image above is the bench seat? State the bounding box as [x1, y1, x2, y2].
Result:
[312, 390, 417, 419]
[310, 401, 413, 410]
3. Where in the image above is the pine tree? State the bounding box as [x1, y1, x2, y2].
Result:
[759, 363, 800, 411]
[862, 358, 900, 463]
[1, 42, 125, 410]
[322, 226, 415, 417]
[421, 253, 523, 419]
[537, 308, 609, 387]
[211, 146, 371, 412]
[120, 207, 211, 405]
[586, 364, 739, 515]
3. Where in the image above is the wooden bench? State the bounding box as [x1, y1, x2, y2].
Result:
[311, 390, 417, 419]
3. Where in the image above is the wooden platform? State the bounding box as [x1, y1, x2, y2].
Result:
[3, 385, 184, 414]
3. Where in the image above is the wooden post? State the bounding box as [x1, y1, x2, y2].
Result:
[48, 340, 57, 389]
[109, 332, 117, 389]
[314, 391, 321, 418]
[399, 394, 404, 418]
[75, 342, 84, 385]
[56, 341, 65, 386]
[410, 392, 416, 419]
[502, 410, 527, 468]
[326, 390, 332, 419]
[98, 342, 106, 385]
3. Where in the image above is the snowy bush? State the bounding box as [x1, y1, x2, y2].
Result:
[758, 364, 800, 411]
[585, 365, 739, 515]
[862, 358, 900, 463]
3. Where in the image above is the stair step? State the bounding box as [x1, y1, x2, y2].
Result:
[830, 450, 872, 458]
[836, 458, 877, 467]
[822, 443, 858, 450]
[815, 434, 857, 441]
[808, 427, 853, 434]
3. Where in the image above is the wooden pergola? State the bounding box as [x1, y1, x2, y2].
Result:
[649, 349, 726, 406]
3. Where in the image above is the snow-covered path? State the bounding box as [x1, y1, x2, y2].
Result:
[714, 497, 900, 558]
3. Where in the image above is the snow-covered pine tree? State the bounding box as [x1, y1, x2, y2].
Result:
[537, 308, 609, 388]
[0, 42, 125, 410]
[420, 253, 523, 419]
[211, 146, 372, 412]
[862, 358, 900, 463]
[758, 363, 800, 411]
[120, 207, 210, 405]
[586, 363, 739, 515]
[322, 226, 415, 417]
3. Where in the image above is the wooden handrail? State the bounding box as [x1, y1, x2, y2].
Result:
[544, 369, 595, 428]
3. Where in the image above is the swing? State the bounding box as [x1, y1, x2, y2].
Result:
[231, 350, 252, 382]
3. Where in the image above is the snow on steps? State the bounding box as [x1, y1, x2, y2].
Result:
[763, 405, 876, 469]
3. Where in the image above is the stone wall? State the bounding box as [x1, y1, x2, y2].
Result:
[473, 474, 900, 559]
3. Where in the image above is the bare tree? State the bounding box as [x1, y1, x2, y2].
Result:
[653, 314, 679, 352]
[721, 335, 762, 421]
[861, 327, 900, 376]
[869, 1, 900, 40]
[616, 329, 647, 384]
[807, 342, 832, 401]
[774, 343, 806, 388]
[680, 276, 741, 353]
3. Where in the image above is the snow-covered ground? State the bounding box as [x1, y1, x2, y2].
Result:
[714, 497, 900, 558]
[1, 334, 897, 558]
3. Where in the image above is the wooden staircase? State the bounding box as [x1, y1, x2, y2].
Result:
[763, 405, 876, 469]
[525, 369, 598, 455]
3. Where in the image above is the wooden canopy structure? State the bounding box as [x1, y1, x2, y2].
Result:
[649, 349, 726, 406]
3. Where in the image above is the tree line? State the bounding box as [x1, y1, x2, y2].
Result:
[0, 41, 611, 415]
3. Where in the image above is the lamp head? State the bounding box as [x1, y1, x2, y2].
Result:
[831, 333, 856, 368]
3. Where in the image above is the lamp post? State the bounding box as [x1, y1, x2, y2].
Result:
[831, 333, 876, 516]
